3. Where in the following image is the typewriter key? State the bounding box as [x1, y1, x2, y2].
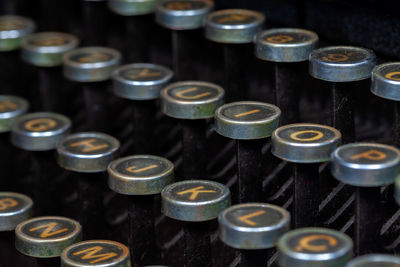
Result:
[371, 62, 400, 147]
[15, 216, 81, 266]
[61, 240, 130, 267]
[331, 143, 400, 255]
[255, 28, 318, 124]
[21, 32, 79, 112]
[109, 0, 157, 15]
[272, 123, 341, 227]
[0, 192, 33, 266]
[162, 180, 230, 267]
[310, 46, 376, 143]
[57, 132, 120, 239]
[219, 203, 290, 266]
[161, 81, 224, 179]
[11, 112, 71, 215]
[205, 9, 265, 101]
[0, 15, 35, 52]
[0, 192, 33, 232]
[112, 63, 173, 153]
[215, 101, 281, 203]
[346, 254, 400, 267]
[108, 155, 174, 265]
[278, 227, 353, 267]
[156, 0, 213, 79]
[63, 46, 121, 132]
[0, 96, 28, 189]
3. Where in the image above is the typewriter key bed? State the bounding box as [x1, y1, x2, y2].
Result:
[1, 0, 400, 266]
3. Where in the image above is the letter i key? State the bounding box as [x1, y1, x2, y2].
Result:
[331, 143, 400, 255]
[162, 180, 231, 267]
[57, 132, 120, 239]
[161, 81, 225, 179]
[10, 112, 71, 215]
[205, 9, 265, 101]
[156, 0, 213, 80]
[214, 101, 281, 203]
[309, 46, 376, 144]
[255, 28, 318, 124]
[108, 155, 174, 266]
[112, 63, 173, 154]
[15, 216, 82, 267]
[272, 123, 341, 227]
[0, 192, 33, 266]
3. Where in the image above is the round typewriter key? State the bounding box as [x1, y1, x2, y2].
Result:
[112, 63, 173, 153]
[278, 227, 353, 267]
[156, 0, 213, 30]
[11, 112, 71, 151]
[205, 9, 264, 101]
[108, 155, 174, 265]
[371, 62, 400, 146]
[0, 15, 35, 51]
[215, 101, 280, 203]
[63, 46, 122, 132]
[57, 132, 120, 239]
[21, 32, 79, 67]
[0, 192, 33, 232]
[0, 95, 29, 133]
[255, 28, 318, 124]
[346, 254, 400, 267]
[58, 132, 120, 173]
[219, 203, 290, 266]
[61, 240, 130, 267]
[161, 81, 224, 179]
[63, 47, 121, 83]
[310, 46, 376, 143]
[21, 32, 79, 112]
[205, 9, 264, 44]
[15, 216, 82, 259]
[162, 180, 230, 266]
[109, 0, 157, 15]
[272, 123, 341, 227]
[331, 143, 400, 254]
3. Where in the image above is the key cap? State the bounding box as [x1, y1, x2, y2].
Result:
[215, 101, 281, 203]
[277, 227, 353, 267]
[0, 95, 29, 190]
[21, 32, 79, 112]
[11, 112, 71, 215]
[0, 192, 33, 266]
[0, 15, 35, 52]
[272, 123, 341, 227]
[108, 155, 174, 265]
[109, 0, 157, 15]
[61, 240, 131, 267]
[205, 9, 265, 100]
[63, 46, 122, 132]
[346, 254, 400, 267]
[161, 81, 224, 179]
[112, 63, 173, 153]
[371, 62, 400, 147]
[309, 46, 376, 143]
[15, 216, 82, 266]
[219, 203, 290, 266]
[156, 0, 213, 80]
[162, 180, 230, 267]
[331, 143, 400, 255]
[57, 132, 120, 239]
[255, 28, 318, 124]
